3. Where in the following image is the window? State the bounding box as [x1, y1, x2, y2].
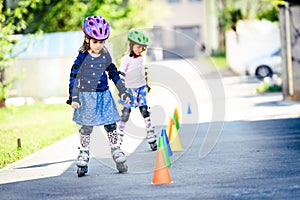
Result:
[168, 0, 180, 3]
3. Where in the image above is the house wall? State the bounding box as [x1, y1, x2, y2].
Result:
[8, 56, 74, 99]
[8, 31, 85, 99]
[226, 20, 281, 74]
[152, 0, 207, 58]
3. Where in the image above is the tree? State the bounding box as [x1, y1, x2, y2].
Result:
[22, 0, 169, 34]
[22, 0, 89, 33]
[0, 0, 41, 107]
[19, 0, 170, 60]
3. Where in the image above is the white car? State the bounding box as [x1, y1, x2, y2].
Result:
[246, 49, 282, 80]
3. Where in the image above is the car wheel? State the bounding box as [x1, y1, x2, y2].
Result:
[255, 65, 273, 80]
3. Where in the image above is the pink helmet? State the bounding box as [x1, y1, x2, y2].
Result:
[82, 16, 110, 40]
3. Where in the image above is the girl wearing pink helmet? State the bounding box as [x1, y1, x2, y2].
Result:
[67, 16, 131, 176]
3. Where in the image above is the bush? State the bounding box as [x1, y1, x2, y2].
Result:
[256, 75, 282, 93]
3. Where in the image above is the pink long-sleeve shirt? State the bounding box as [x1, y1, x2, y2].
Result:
[119, 54, 146, 88]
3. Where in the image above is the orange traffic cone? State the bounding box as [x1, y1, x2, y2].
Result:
[151, 148, 173, 185]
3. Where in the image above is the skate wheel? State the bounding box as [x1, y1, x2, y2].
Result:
[116, 162, 128, 173]
[150, 143, 157, 151]
[77, 166, 88, 177]
[77, 168, 84, 177]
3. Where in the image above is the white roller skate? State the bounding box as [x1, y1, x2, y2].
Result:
[111, 146, 128, 173]
[147, 127, 157, 151]
[76, 148, 89, 177]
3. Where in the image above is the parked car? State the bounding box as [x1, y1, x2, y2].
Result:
[245, 49, 282, 80]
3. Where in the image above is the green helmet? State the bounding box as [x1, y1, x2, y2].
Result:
[128, 29, 149, 46]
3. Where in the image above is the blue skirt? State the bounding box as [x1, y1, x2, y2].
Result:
[73, 91, 120, 126]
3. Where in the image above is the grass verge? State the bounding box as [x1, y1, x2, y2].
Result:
[0, 103, 76, 169]
[200, 52, 229, 69]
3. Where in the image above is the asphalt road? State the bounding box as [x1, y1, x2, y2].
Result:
[1, 59, 300, 199]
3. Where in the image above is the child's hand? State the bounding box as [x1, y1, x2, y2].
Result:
[70, 96, 81, 108]
[71, 101, 81, 109]
[121, 92, 132, 104]
[124, 96, 131, 104]
[147, 84, 151, 93]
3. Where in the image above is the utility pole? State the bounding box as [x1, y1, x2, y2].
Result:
[278, 1, 300, 101]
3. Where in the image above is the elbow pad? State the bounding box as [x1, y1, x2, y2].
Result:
[106, 63, 119, 80]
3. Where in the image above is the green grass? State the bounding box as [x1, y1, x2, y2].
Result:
[0, 103, 76, 169]
[200, 52, 229, 69]
[210, 56, 228, 69]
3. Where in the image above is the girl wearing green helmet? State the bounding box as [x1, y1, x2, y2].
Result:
[118, 29, 157, 151]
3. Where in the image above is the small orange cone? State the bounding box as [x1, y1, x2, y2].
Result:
[166, 117, 174, 140]
[151, 148, 173, 185]
[170, 123, 183, 152]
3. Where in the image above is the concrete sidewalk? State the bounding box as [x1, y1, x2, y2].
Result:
[1, 60, 300, 199]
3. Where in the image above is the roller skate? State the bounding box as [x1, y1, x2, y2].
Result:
[147, 127, 157, 151]
[111, 146, 128, 173]
[76, 148, 89, 177]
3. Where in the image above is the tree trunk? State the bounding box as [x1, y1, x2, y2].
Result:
[0, 99, 6, 108]
[0, 69, 6, 108]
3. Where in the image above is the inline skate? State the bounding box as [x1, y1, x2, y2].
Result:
[147, 127, 157, 151]
[111, 146, 128, 173]
[76, 148, 89, 177]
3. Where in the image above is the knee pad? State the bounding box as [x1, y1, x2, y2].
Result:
[79, 126, 93, 135]
[104, 123, 117, 132]
[139, 105, 150, 118]
[121, 108, 131, 122]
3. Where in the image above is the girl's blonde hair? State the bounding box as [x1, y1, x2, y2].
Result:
[78, 34, 107, 54]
